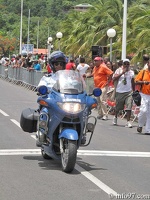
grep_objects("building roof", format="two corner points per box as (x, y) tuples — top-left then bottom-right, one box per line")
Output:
(73, 3), (93, 12)
(74, 3), (93, 8)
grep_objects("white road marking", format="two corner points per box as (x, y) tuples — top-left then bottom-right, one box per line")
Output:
(77, 150), (150, 157)
(0, 109), (9, 116)
(0, 149), (150, 158)
(0, 149), (150, 197)
(10, 119), (21, 128)
(0, 148), (119, 195)
(1, 112), (149, 197)
(0, 149), (41, 155)
(75, 164), (118, 196)
(31, 135), (36, 140)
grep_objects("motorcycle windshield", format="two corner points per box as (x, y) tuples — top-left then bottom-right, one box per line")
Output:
(52, 70), (84, 94)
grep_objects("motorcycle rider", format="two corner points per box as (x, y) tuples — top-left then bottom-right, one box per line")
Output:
(38, 50), (67, 88)
(38, 50), (86, 89)
(36, 51), (87, 146)
(36, 51), (67, 146)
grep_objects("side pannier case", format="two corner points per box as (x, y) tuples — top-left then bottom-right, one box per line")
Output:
(20, 108), (39, 133)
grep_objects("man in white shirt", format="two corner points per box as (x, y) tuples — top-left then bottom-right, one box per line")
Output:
(112, 59), (135, 128)
(76, 57), (90, 79)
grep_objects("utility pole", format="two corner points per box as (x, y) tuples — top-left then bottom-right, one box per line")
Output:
(27, 9), (30, 55)
(121, 0), (127, 60)
(19, 0), (23, 55)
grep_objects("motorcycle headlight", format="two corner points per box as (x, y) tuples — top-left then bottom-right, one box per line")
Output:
(57, 102), (85, 114)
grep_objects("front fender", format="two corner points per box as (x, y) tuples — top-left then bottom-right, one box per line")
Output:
(59, 128), (78, 140)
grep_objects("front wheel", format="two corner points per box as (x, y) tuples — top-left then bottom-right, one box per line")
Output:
(61, 139), (77, 173)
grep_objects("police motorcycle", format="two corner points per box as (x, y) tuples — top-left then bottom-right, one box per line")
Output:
(20, 51), (101, 173)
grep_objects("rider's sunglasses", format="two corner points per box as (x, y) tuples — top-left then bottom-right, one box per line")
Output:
(54, 62), (64, 66)
(123, 62), (130, 66)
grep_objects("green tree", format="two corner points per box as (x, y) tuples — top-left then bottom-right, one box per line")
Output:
(127, 0), (150, 62)
(60, 0), (123, 59)
(60, 0), (150, 63)
(0, 0), (149, 63)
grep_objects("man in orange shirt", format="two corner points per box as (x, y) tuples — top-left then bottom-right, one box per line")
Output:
(92, 57), (113, 120)
(135, 60), (150, 134)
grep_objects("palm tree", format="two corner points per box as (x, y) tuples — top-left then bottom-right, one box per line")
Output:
(127, 0), (150, 63)
(61, 0), (123, 59)
(60, 0), (150, 63)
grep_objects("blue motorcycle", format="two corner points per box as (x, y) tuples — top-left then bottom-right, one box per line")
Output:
(20, 70), (101, 173)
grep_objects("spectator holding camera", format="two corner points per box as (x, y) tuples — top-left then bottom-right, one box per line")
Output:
(112, 59), (135, 128)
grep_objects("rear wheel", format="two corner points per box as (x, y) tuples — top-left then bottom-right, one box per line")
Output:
(61, 139), (77, 173)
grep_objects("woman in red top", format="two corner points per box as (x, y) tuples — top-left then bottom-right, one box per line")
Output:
(46, 62), (52, 73)
(65, 59), (76, 70)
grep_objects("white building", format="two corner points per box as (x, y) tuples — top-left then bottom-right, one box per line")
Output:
(73, 3), (93, 12)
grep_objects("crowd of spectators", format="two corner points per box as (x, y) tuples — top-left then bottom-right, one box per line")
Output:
(0, 53), (47, 72)
(1, 51), (150, 134)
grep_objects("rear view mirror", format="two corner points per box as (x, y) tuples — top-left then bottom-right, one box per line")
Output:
(93, 88), (102, 97)
(37, 85), (48, 95)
